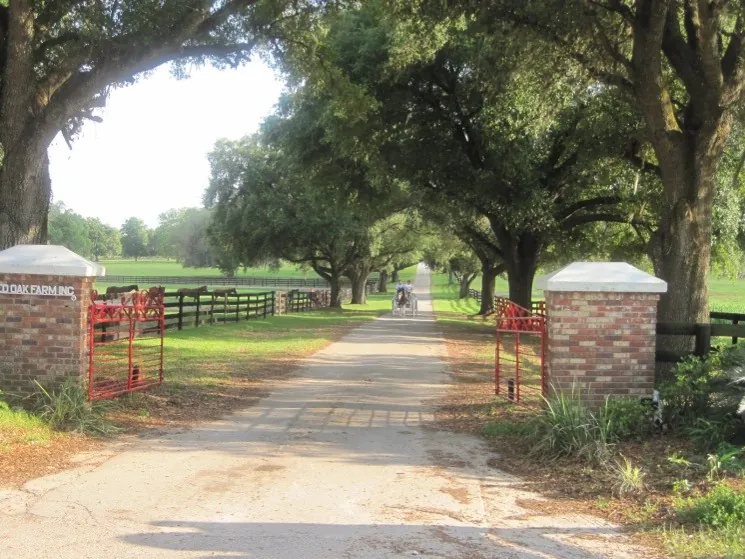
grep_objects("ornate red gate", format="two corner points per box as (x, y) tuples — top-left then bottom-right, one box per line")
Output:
(494, 297), (547, 403)
(88, 287), (165, 401)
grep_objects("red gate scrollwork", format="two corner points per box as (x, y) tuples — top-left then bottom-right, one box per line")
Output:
(88, 287), (165, 401)
(495, 297), (547, 403)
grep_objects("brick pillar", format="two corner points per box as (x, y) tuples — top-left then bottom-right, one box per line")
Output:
(540, 262), (666, 407)
(0, 246), (104, 400)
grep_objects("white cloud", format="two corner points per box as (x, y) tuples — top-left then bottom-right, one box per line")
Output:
(48, 61), (283, 228)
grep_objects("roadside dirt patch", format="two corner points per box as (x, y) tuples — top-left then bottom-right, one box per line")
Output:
(0, 433), (96, 487)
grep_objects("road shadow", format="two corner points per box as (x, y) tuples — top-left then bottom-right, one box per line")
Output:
(120, 520), (625, 559)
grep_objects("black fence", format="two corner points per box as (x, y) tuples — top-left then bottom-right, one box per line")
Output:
(165, 291), (277, 331)
(656, 311), (745, 363)
(468, 289), (545, 315)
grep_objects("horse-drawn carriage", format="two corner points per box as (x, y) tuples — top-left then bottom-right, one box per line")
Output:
(392, 290), (417, 317)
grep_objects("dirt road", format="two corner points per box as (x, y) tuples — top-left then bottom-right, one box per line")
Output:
(0, 265), (651, 558)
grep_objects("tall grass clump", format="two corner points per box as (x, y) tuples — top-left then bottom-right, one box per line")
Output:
(33, 379), (120, 436)
(532, 387), (651, 463)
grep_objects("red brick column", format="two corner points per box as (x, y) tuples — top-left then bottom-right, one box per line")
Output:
(0, 273), (94, 399)
(545, 291), (660, 407)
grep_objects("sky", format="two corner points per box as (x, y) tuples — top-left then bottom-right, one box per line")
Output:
(48, 61), (284, 228)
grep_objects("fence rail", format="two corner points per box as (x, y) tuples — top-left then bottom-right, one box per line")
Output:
(93, 287), (330, 338)
(103, 274), (377, 290)
(656, 312), (745, 363)
(468, 289), (545, 316)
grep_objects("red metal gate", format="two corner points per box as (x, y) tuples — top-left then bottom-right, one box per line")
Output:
(494, 298), (547, 403)
(88, 287), (165, 401)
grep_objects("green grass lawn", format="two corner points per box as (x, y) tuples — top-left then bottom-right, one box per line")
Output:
(466, 272), (745, 313)
(99, 259), (314, 278)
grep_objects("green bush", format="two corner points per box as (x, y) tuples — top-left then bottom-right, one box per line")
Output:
(33, 379), (120, 436)
(532, 387), (603, 460)
(676, 484), (745, 529)
(598, 396), (651, 440)
(611, 455), (646, 496)
(532, 388), (654, 462)
(658, 346), (745, 449)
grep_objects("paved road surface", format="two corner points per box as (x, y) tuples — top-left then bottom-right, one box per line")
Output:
(0, 265), (650, 558)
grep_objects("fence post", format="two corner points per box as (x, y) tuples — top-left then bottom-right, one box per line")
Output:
(195, 295), (201, 328)
(263, 293), (268, 319)
(235, 294), (240, 322)
(271, 292), (276, 316)
(694, 323), (712, 357)
(246, 294), (252, 320)
(734, 318), (739, 346)
(178, 294), (184, 331)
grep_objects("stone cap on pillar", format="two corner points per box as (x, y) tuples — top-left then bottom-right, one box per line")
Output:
(536, 262), (667, 293)
(0, 245), (106, 277)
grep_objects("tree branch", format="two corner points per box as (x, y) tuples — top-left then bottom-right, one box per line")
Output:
(557, 196), (623, 221)
(561, 212), (651, 230)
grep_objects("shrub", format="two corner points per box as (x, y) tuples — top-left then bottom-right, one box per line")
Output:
(598, 396), (651, 441)
(532, 388), (655, 463)
(611, 455), (646, 496)
(532, 387), (603, 461)
(676, 484), (745, 529)
(658, 346), (745, 448)
(33, 379), (120, 436)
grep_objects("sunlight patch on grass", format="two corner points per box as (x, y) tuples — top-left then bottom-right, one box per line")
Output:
(0, 403), (52, 448)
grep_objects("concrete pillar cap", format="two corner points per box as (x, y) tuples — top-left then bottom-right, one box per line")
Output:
(537, 262), (666, 293)
(0, 245), (106, 277)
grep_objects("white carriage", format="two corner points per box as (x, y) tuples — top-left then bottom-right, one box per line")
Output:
(392, 293), (418, 317)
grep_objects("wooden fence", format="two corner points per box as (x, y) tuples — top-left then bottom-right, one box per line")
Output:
(656, 311), (745, 363)
(468, 289), (545, 315)
(94, 287), (334, 341)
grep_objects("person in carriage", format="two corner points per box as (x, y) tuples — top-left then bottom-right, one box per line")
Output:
(395, 280), (408, 308)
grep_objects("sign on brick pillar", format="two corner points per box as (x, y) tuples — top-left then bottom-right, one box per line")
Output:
(0, 245), (105, 400)
(539, 262), (667, 407)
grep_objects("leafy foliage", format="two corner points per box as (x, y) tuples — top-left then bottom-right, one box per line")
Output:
(676, 484), (745, 530)
(658, 345), (745, 447)
(48, 202), (92, 256)
(120, 217), (150, 261)
(33, 380), (120, 436)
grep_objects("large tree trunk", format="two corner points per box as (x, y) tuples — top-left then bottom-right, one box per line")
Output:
(649, 149), (720, 328)
(347, 262), (372, 304)
(377, 269), (388, 293)
(390, 269), (399, 284)
(630, 13), (729, 330)
(448, 270), (454, 285)
(0, 3), (52, 249)
(458, 273), (476, 299)
(493, 227), (542, 310)
(0, 148), (51, 248)
(479, 264), (498, 315)
(329, 274), (343, 308)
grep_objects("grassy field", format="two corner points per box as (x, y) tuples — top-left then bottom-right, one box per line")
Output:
(98, 259), (314, 278)
(0, 293), (392, 486)
(465, 273), (745, 313)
